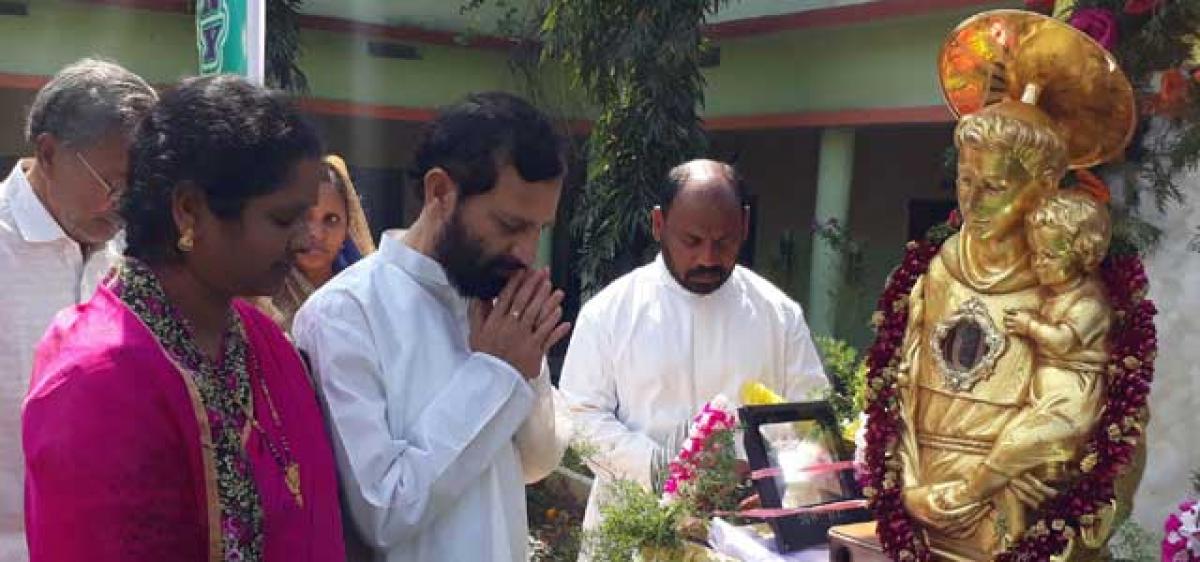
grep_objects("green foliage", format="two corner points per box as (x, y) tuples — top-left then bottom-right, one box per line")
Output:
(674, 429), (746, 519)
(584, 480), (685, 562)
(562, 443), (595, 479)
(1063, 0), (1200, 253)
(264, 0), (307, 93)
(1107, 519), (1159, 562)
(762, 229), (804, 299)
(526, 479), (584, 561)
(541, 0), (725, 296)
(815, 336), (867, 426)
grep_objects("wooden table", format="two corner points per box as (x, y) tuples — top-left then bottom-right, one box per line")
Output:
(827, 522), (891, 562)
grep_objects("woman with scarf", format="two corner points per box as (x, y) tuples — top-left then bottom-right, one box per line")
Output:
(259, 154), (374, 333)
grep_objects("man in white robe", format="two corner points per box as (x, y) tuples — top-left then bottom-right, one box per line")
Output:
(559, 159), (829, 530)
(294, 92), (571, 562)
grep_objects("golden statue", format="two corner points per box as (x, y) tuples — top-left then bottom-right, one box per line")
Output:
(888, 10), (1136, 561)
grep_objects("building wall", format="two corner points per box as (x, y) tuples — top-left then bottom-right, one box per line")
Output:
(0, 1), (1010, 118)
(0, 1), (967, 347)
(709, 128), (821, 310)
(701, 6), (1004, 117)
(840, 124), (956, 347)
(707, 124), (955, 346)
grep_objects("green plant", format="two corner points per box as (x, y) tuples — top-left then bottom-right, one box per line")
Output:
(264, 0), (307, 93)
(814, 336), (867, 428)
(541, 0), (726, 296)
(673, 427), (746, 520)
(526, 478), (584, 561)
(1107, 519), (1159, 562)
(584, 480), (685, 562)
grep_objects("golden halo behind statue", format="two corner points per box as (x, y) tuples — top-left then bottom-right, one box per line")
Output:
(938, 9), (1136, 169)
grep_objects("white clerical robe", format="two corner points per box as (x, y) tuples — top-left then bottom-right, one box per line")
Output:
(0, 161), (119, 561)
(559, 255), (828, 529)
(293, 231), (566, 562)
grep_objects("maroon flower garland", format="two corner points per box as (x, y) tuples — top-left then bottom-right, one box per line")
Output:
(860, 229), (1157, 562)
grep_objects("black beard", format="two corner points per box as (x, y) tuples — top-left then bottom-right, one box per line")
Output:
(435, 212), (524, 300)
(661, 245), (731, 296)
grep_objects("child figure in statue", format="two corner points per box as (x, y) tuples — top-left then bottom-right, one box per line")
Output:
(1000, 190), (1114, 497)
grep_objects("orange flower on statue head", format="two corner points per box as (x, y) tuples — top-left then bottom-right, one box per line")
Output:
(1072, 169), (1111, 205)
(1155, 69), (1189, 117)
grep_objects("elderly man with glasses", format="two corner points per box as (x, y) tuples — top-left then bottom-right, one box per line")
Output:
(0, 58), (156, 561)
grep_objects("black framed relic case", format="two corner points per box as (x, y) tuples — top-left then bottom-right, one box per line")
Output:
(739, 400), (872, 552)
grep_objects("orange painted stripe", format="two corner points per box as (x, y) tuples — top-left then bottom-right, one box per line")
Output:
(297, 98), (438, 122)
(0, 73), (49, 90)
(704, 106), (953, 130)
(1, 73), (951, 127)
(705, 0), (1009, 39)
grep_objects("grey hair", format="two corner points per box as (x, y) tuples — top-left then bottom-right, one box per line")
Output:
(25, 58), (157, 147)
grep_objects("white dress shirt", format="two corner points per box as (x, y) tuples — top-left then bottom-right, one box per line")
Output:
(559, 255), (829, 529)
(0, 161), (120, 561)
(293, 231), (566, 562)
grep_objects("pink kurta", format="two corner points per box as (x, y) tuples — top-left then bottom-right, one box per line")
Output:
(23, 285), (345, 561)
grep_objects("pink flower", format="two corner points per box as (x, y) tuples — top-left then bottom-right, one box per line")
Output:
(1123, 0), (1162, 15)
(1069, 8), (1119, 51)
(1164, 499), (1200, 561)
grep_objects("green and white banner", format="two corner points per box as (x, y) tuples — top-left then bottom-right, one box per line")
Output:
(196, 0), (264, 84)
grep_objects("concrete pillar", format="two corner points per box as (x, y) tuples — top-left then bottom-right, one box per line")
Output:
(807, 127), (856, 339)
(535, 227), (553, 269)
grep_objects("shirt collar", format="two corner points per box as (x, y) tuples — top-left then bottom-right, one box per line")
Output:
(379, 230), (458, 290)
(3, 160), (68, 243)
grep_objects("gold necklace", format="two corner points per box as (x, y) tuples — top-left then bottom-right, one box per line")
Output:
(241, 349), (304, 509)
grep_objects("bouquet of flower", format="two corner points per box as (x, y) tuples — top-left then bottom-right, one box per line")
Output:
(660, 395), (742, 517)
(584, 396), (748, 561)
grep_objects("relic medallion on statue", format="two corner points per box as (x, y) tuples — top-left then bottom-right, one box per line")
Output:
(931, 297), (1008, 392)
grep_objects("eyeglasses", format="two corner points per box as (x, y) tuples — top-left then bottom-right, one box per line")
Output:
(75, 151), (121, 200)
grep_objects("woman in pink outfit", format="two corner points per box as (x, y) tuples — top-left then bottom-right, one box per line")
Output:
(23, 75), (345, 562)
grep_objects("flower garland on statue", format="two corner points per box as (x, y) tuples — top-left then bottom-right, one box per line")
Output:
(859, 211), (1158, 561)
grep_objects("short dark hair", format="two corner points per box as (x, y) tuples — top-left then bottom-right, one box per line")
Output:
(409, 91), (565, 200)
(659, 161), (748, 213)
(122, 75), (322, 264)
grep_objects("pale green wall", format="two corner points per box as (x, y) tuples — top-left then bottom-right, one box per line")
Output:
(0, 2), (1013, 118)
(0, 0), (523, 107)
(839, 124), (956, 348)
(702, 6), (1006, 116)
(0, 0), (196, 84)
(298, 29), (519, 108)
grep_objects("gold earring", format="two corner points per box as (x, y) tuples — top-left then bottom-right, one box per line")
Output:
(177, 229), (194, 252)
